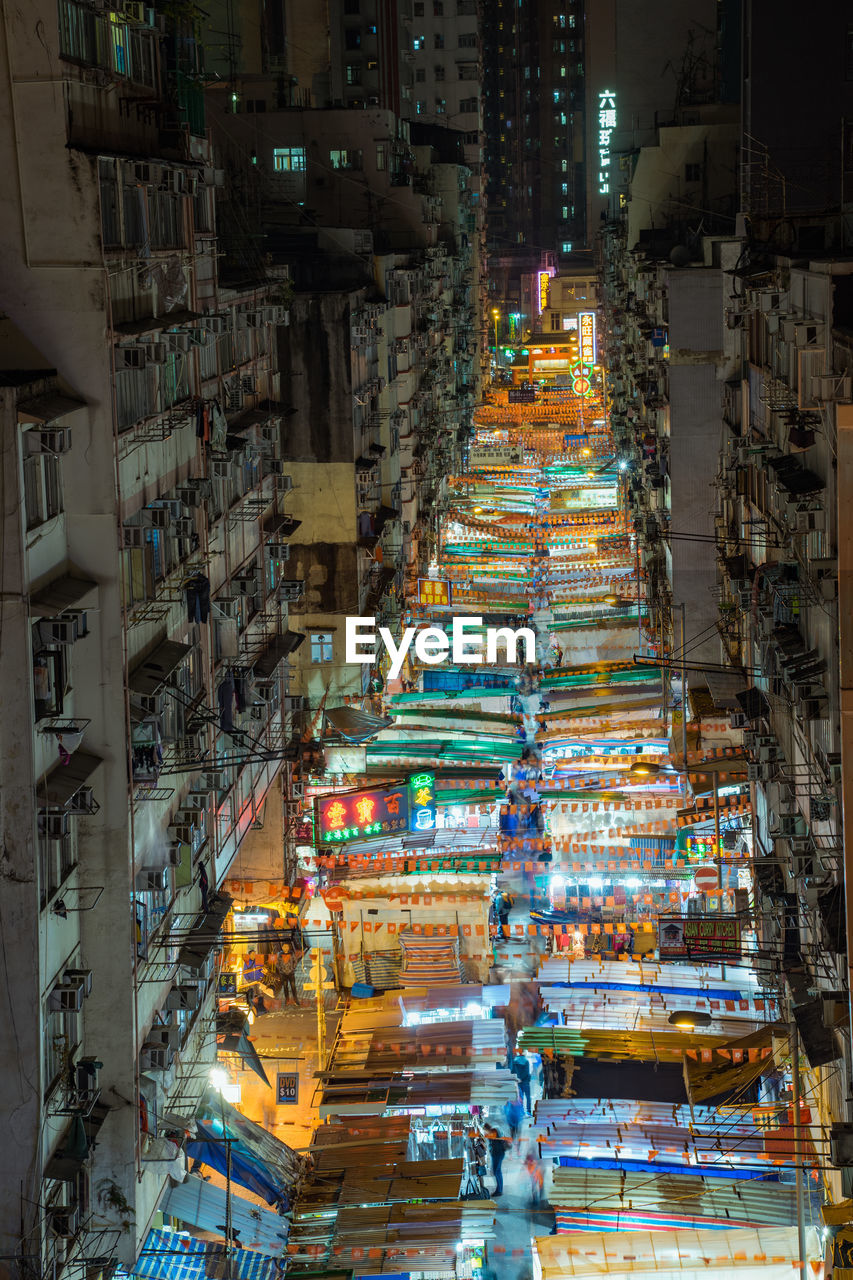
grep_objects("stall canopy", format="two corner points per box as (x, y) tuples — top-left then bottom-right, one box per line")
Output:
(130, 1227), (279, 1280)
(324, 705), (394, 741)
(217, 1010), (271, 1086)
(161, 1177), (290, 1253)
(187, 1092), (307, 1208)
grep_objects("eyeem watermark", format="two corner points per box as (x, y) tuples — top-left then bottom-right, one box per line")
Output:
(345, 616), (536, 680)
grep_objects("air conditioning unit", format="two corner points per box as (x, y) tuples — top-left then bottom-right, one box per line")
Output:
(143, 505), (171, 529)
(166, 983), (200, 1010)
(125, 0), (146, 22)
(43, 811), (70, 840)
(119, 346), (147, 369)
(49, 1205), (81, 1239)
(142, 1044), (174, 1070)
(47, 616), (81, 645)
(282, 695), (305, 713)
(260, 424), (279, 443)
(795, 322), (824, 347)
(36, 426), (73, 454)
(267, 458), (284, 475)
(250, 704), (267, 720)
(201, 315), (228, 334)
(279, 580), (303, 601)
(67, 785), (97, 815)
(150, 1024), (181, 1051)
(166, 843), (185, 866)
(795, 507), (825, 534)
(216, 596), (241, 619)
(167, 332), (192, 352)
(123, 525), (145, 548)
(268, 542), (291, 562)
(49, 979), (86, 1012)
(138, 867), (170, 892)
(212, 460), (232, 478)
(177, 487), (202, 508)
(174, 517), (194, 537)
(201, 770), (228, 791)
(241, 374), (257, 394)
(145, 342), (168, 365)
(63, 968), (93, 996)
(277, 474), (293, 492)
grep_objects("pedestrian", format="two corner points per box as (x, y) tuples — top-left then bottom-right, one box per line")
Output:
(510, 1050), (532, 1114)
(197, 861), (210, 914)
(277, 944), (301, 1005)
(524, 1152), (544, 1208)
(485, 1124), (510, 1197)
(504, 1095), (524, 1144)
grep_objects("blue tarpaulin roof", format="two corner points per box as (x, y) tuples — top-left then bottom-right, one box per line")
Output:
(186, 1121), (284, 1208)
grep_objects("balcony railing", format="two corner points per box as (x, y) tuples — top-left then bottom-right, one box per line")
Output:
(59, 0), (160, 90)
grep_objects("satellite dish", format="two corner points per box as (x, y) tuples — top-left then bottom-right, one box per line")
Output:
(669, 244), (692, 267)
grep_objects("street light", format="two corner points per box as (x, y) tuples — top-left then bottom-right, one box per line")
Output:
(668, 1010), (712, 1029)
(628, 760), (661, 777)
(491, 307), (500, 353)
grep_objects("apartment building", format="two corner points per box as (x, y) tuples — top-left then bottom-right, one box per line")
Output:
(0, 1), (300, 1267)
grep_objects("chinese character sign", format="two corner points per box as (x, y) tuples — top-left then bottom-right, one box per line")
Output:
(658, 915), (742, 960)
(417, 578), (450, 606)
(408, 771), (436, 832)
(316, 784), (411, 842)
(598, 89), (616, 195)
(538, 271), (551, 313)
(579, 312), (596, 366)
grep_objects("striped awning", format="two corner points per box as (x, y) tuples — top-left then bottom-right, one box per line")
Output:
(131, 1228), (280, 1280)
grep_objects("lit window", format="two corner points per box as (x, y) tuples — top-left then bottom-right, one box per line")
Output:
(435, 97), (446, 112)
(412, 35), (425, 50)
(561, 241), (572, 254)
(376, 144), (386, 170)
(346, 63), (362, 84)
(562, 205), (568, 218)
(310, 632), (334, 663)
(273, 146), (306, 172)
(329, 148), (363, 169)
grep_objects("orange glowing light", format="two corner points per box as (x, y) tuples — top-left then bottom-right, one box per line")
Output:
(325, 801), (347, 829)
(355, 797), (376, 825)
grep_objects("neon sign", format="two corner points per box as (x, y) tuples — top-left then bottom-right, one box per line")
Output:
(315, 773), (436, 843)
(538, 272), (551, 313)
(598, 90), (616, 195)
(579, 312), (596, 365)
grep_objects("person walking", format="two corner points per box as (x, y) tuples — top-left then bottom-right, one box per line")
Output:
(510, 1050), (532, 1115)
(277, 944), (301, 1005)
(524, 1152), (544, 1208)
(485, 1124), (511, 1197)
(504, 1095), (525, 1146)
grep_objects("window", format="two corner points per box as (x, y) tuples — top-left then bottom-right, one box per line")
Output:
(685, 162), (701, 182)
(346, 62), (362, 84)
(367, 22), (377, 32)
(245, 98), (266, 112)
(330, 148), (363, 169)
(376, 144), (386, 170)
(44, 999), (79, 1096)
(412, 35), (425, 49)
(415, 67), (426, 81)
(561, 240), (573, 254)
(367, 57), (378, 69)
(414, 0), (424, 11)
(434, 32), (444, 47)
(310, 632), (333, 663)
(562, 204), (569, 218)
(435, 63), (445, 80)
(39, 823), (76, 909)
(344, 28), (361, 48)
(435, 97), (446, 112)
(273, 146), (306, 172)
(458, 62), (478, 79)
(561, 182), (568, 195)
(550, 312), (562, 331)
(433, 0), (443, 11)
(457, 0), (476, 12)
(23, 450), (63, 530)
(416, 99), (426, 113)
(459, 95), (478, 113)
(458, 31), (477, 47)
(344, 0), (360, 10)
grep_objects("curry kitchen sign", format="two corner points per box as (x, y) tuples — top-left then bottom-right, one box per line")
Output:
(346, 616), (536, 679)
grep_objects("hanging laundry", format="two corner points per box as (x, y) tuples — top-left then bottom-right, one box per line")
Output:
(210, 399), (227, 452)
(233, 671), (250, 713)
(185, 574), (210, 624)
(218, 675), (235, 732)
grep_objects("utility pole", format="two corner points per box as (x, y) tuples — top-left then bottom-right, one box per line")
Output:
(790, 1020), (807, 1275)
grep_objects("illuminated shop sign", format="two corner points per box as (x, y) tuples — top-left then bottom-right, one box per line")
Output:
(538, 272), (551, 313)
(417, 578), (450, 605)
(598, 90), (616, 195)
(579, 312), (596, 365)
(315, 773), (436, 843)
